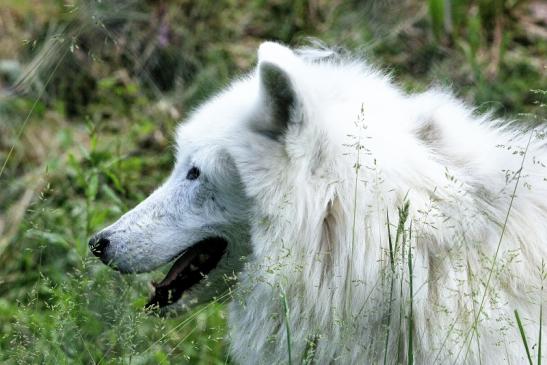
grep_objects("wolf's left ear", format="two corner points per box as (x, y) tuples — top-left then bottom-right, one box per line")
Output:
(255, 61), (300, 139)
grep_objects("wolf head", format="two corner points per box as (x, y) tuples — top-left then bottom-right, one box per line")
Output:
(89, 42), (344, 311)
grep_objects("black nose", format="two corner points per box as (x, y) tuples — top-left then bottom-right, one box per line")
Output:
(89, 234), (110, 259)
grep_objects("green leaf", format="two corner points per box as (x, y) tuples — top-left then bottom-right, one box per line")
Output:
(86, 173), (99, 201)
(514, 309), (534, 365)
(428, 0), (445, 40)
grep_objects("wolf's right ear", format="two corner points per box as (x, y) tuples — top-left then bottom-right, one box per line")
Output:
(252, 59), (303, 140)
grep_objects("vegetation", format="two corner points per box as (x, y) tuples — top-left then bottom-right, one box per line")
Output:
(0, 0), (545, 363)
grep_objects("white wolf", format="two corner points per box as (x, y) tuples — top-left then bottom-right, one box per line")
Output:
(90, 42), (547, 364)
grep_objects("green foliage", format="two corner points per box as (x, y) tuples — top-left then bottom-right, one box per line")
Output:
(1, 68), (228, 363)
(428, 0), (445, 41)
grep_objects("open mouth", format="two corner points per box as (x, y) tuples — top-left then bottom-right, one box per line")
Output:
(146, 237), (228, 309)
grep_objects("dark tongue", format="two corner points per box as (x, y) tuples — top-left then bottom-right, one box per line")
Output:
(146, 238), (227, 309)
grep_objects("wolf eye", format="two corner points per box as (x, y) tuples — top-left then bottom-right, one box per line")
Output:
(186, 166), (200, 180)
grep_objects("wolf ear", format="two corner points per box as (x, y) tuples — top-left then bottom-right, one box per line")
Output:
(256, 61), (299, 139)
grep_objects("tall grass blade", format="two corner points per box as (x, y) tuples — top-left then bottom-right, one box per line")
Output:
(428, 0), (445, 40)
(346, 106), (363, 314)
(407, 222), (414, 365)
(539, 260), (544, 365)
(387, 212), (395, 273)
(280, 284), (293, 365)
(396, 202), (410, 364)
(514, 309), (533, 365)
(383, 212), (395, 365)
(539, 301), (543, 365)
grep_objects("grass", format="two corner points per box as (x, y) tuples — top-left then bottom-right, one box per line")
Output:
(0, 54), (230, 363)
(0, 0), (545, 363)
(382, 201), (413, 364)
(455, 127), (535, 363)
(515, 261), (547, 365)
(279, 284), (293, 365)
(347, 103), (365, 315)
(407, 222), (414, 365)
(383, 212), (396, 365)
(515, 309), (534, 365)
(539, 261), (545, 365)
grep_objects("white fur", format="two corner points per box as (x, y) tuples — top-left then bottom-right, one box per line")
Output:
(94, 42), (547, 364)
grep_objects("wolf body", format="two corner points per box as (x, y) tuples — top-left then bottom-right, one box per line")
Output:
(91, 42), (547, 364)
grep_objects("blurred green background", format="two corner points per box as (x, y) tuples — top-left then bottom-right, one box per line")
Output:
(0, 0), (545, 363)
